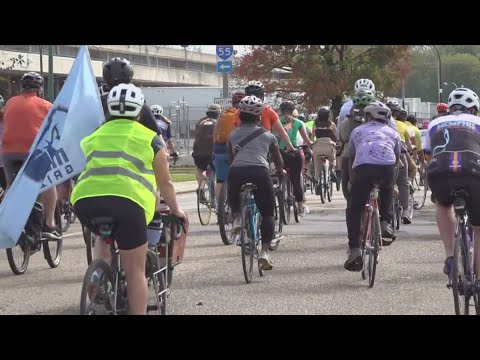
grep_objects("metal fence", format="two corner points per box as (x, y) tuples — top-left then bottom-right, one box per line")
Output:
(165, 104), (209, 155)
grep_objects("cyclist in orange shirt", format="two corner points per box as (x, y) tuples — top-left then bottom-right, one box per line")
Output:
(234, 81), (294, 152)
(2, 72), (60, 239)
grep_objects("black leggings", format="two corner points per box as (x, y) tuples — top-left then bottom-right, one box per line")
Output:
(346, 164), (395, 249)
(281, 150), (304, 202)
(74, 196), (148, 251)
(227, 166), (275, 245)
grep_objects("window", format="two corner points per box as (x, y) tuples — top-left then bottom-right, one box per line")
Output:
(187, 61), (203, 71)
(156, 57), (169, 67)
(58, 46), (78, 57)
(4, 45), (31, 52)
(204, 64), (217, 73)
(170, 59), (186, 69)
(131, 54), (148, 65)
(89, 49), (108, 61)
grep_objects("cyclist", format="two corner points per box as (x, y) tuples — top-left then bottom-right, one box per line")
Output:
(424, 88), (480, 284)
(192, 104), (220, 187)
(100, 57), (161, 136)
(234, 81), (294, 152)
(213, 92), (245, 203)
(433, 102), (449, 120)
(387, 101), (415, 225)
(71, 83), (186, 315)
(338, 89), (375, 201)
(150, 104), (178, 160)
(227, 95), (284, 270)
(406, 114), (425, 167)
(345, 101), (400, 271)
(278, 101), (313, 215)
(2, 72), (60, 239)
(312, 106), (338, 194)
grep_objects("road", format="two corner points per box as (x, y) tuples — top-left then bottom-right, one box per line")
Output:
(0, 190), (457, 315)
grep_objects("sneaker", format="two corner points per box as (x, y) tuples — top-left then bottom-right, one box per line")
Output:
(42, 224), (61, 240)
(344, 247), (363, 272)
(402, 209), (411, 225)
(298, 203), (309, 216)
(443, 256), (454, 276)
(380, 221), (395, 243)
(258, 251), (274, 270)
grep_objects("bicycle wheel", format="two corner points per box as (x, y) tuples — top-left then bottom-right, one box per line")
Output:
(146, 249), (162, 315)
(61, 209), (71, 233)
(335, 170), (341, 192)
(241, 200), (254, 284)
(395, 199), (401, 231)
(327, 168), (333, 202)
(43, 204), (63, 268)
(270, 190), (283, 251)
(83, 225), (95, 265)
(319, 167), (325, 204)
(291, 180), (300, 223)
(407, 186), (415, 221)
(197, 179), (212, 226)
(80, 259), (116, 315)
(360, 209), (368, 281)
(368, 211), (380, 288)
(6, 235), (31, 275)
(452, 233), (469, 315)
(284, 178), (291, 225)
(218, 182), (234, 245)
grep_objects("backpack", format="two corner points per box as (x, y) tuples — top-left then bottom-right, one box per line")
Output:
(193, 117), (216, 156)
(215, 107), (238, 144)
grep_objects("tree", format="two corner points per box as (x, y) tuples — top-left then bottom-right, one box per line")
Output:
(0, 53), (27, 70)
(234, 45), (412, 118)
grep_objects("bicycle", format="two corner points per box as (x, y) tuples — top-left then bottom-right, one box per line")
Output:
(413, 165), (428, 210)
(391, 186), (402, 233)
(316, 156), (333, 204)
(79, 213), (186, 315)
(283, 160), (299, 225)
(197, 164), (216, 226)
(360, 181), (384, 288)
(239, 183), (264, 284)
(4, 161), (63, 275)
(218, 181), (234, 245)
(446, 190), (479, 315)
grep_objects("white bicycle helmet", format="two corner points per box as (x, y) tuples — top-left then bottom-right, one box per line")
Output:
(448, 87), (480, 111)
(238, 95), (264, 115)
(354, 78), (375, 92)
(151, 104), (164, 116)
(364, 101), (391, 122)
(107, 83), (144, 118)
(385, 99), (400, 110)
(308, 113), (317, 121)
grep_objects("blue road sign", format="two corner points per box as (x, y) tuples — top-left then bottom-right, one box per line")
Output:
(216, 45), (234, 61)
(217, 61), (233, 73)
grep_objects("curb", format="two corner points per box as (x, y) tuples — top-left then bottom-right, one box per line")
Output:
(176, 189), (197, 195)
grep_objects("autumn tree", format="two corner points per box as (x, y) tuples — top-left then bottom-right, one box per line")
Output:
(234, 45), (411, 118)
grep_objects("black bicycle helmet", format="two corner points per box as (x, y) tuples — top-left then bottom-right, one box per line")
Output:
(21, 72), (44, 90)
(317, 106), (331, 121)
(103, 57), (134, 87)
(279, 101), (295, 114)
(245, 80), (265, 98)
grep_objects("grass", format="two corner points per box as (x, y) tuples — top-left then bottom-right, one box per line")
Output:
(171, 173), (196, 182)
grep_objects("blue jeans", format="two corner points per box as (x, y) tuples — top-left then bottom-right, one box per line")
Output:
(213, 147), (230, 183)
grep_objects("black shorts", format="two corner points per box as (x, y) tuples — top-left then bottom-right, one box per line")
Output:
(428, 173), (480, 226)
(193, 154), (213, 171)
(74, 196), (147, 250)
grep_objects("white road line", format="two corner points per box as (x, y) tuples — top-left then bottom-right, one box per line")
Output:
(63, 231), (83, 238)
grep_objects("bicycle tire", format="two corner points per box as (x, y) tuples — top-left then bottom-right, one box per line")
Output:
(197, 179), (212, 226)
(395, 199), (401, 231)
(80, 259), (116, 315)
(335, 170), (341, 192)
(284, 178), (292, 225)
(452, 233), (469, 315)
(293, 199), (299, 223)
(319, 167), (325, 204)
(270, 190), (283, 251)
(327, 168), (333, 202)
(146, 249), (162, 315)
(61, 211), (71, 233)
(241, 201), (254, 284)
(368, 210), (380, 288)
(360, 209), (368, 281)
(6, 236), (31, 275)
(43, 204), (63, 268)
(218, 182), (234, 245)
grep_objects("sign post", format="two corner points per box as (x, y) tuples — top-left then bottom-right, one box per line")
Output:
(216, 45), (234, 98)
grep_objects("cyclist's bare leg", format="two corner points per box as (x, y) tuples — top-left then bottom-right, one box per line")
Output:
(120, 243), (148, 315)
(41, 186), (57, 228)
(436, 204), (455, 258)
(195, 168), (204, 186)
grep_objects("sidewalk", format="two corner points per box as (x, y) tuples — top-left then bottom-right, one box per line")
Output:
(175, 181), (197, 194)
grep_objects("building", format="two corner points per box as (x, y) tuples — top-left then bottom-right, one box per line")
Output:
(0, 45), (223, 99)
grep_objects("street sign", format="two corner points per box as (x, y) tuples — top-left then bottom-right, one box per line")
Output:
(217, 61), (233, 73)
(216, 45), (234, 61)
(214, 97), (232, 109)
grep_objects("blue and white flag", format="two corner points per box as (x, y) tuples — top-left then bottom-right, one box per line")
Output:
(0, 45), (104, 249)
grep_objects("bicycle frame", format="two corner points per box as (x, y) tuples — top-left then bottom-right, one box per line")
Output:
(363, 185), (383, 248)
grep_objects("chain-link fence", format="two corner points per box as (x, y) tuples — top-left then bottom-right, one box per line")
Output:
(165, 105), (209, 155)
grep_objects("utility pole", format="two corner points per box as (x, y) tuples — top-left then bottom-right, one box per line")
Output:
(48, 45), (54, 101)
